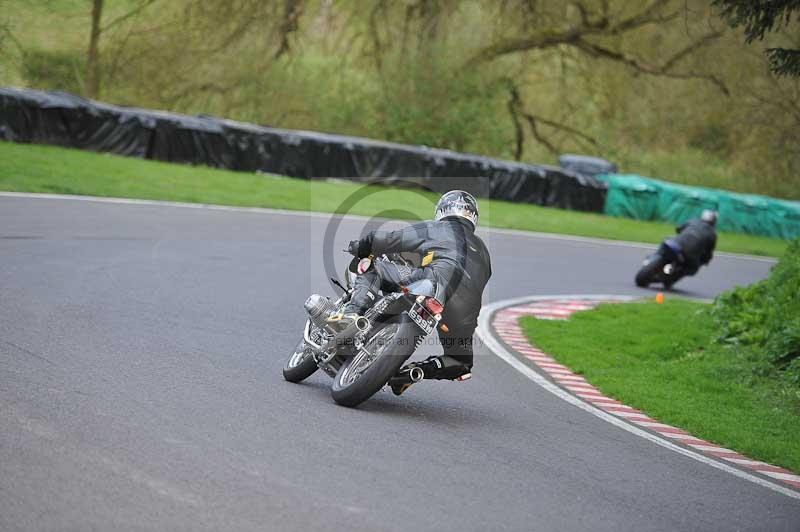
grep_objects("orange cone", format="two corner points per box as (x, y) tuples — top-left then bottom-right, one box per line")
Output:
(655, 292), (664, 304)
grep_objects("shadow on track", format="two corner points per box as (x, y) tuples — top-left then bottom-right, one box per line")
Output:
(636, 285), (707, 299)
(282, 377), (504, 429)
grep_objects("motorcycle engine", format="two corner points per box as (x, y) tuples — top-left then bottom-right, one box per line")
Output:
(304, 294), (337, 329)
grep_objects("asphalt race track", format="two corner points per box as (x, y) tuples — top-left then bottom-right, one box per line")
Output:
(1, 194), (797, 532)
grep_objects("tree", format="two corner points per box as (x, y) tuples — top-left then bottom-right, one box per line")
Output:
(335, 1), (730, 160)
(713, 0), (800, 76)
(84, 0), (158, 99)
(95, 0), (309, 111)
(85, 0), (103, 98)
(466, 1), (729, 159)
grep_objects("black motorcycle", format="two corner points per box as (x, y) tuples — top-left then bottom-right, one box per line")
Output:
(283, 253), (445, 407)
(635, 243), (686, 289)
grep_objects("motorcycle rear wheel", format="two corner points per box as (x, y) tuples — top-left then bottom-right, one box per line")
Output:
(331, 315), (420, 407)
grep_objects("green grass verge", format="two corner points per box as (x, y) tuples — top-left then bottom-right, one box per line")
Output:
(520, 299), (800, 473)
(0, 141), (787, 257)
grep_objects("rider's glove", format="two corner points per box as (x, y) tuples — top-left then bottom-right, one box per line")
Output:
(347, 239), (361, 256)
(350, 232), (375, 258)
(347, 238), (372, 258)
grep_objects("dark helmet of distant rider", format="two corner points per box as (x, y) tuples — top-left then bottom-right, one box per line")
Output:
(700, 209), (717, 226)
(434, 190), (479, 230)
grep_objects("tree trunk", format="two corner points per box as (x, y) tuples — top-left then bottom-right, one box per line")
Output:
(85, 0), (103, 98)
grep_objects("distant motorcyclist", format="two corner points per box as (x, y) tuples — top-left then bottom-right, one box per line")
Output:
(636, 209), (717, 288)
(328, 190), (492, 384)
(670, 209), (718, 275)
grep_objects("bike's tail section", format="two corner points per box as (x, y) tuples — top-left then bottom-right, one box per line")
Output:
(284, 254), (446, 407)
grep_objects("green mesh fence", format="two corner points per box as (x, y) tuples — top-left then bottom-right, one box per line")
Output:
(599, 174), (800, 239)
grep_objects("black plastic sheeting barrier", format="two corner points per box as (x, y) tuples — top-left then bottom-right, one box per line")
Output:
(0, 88), (607, 212)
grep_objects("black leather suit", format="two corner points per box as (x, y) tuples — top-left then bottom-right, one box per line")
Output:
(665, 218), (717, 274)
(350, 217), (492, 366)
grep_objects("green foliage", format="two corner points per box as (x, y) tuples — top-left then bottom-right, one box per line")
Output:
(0, 141), (788, 257)
(713, 0), (800, 42)
(4, 1), (800, 198)
(520, 299), (800, 473)
(21, 48), (84, 94)
(767, 48), (800, 77)
(713, 239), (800, 383)
(713, 0), (800, 76)
(373, 54), (511, 155)
(688, 123), (731, 158)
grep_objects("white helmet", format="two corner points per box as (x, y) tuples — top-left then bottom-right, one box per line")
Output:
(434, 190), (479, 229)
(701, 209), (717, 226)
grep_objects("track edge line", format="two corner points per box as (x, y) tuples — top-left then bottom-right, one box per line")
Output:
(0, 192), (776, 262)
(476, 294), (800, 501)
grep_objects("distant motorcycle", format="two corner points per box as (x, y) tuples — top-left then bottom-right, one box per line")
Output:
(283, 253), (444, 407)
(635, 241), (686, 289)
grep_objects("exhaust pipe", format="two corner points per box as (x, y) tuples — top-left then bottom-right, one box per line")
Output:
(388, 365), (425, 389)
(332, 316), (370, 338)
(322, 316), (371, 351)
(355, 316), (370, 332)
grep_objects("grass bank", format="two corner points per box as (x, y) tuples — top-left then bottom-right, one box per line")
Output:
(0, 141), (787, 257)
(520, 299), (800, 474)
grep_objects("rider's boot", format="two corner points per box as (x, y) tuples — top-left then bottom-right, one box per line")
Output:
(390, 355), (472, 395)
(414, 355), (472, 381)
(390, 381), (414, 396)
(326, 283), (376, 332)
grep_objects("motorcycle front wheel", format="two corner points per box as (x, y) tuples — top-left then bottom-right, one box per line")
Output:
(330, 315), (420, 407)
(635, 255), (666, 287)
(283, 339), (319, 383)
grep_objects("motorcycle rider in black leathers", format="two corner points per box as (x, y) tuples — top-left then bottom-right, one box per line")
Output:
(662, 209), (718, 277)
(327, 190), (492, 384)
